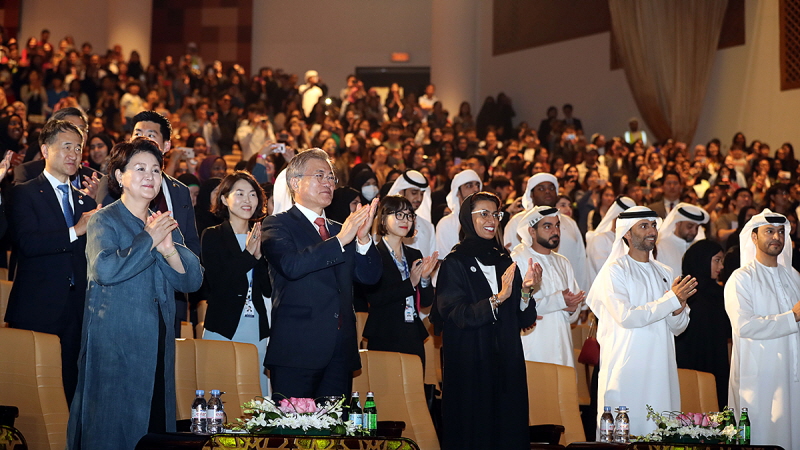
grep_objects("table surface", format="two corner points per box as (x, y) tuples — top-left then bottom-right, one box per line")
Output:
(135, 432), (421, 450)
(563, 443), (784, 450)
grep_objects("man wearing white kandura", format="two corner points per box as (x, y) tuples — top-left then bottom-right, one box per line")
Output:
(725, 209), (800, 449)
(586, 206), (696, 437)
(504, 172), (589, 292)
(655, 202), (709, 277)
(511, 205), (584, 366)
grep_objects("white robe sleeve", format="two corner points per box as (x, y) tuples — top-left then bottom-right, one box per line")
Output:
(533, 290), (568, 315)
(665, 304), (690, 335)
(725, 270), (800, 340)
(601, 264), (682, 329)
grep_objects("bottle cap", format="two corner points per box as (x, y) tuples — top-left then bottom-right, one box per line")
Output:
(352, 391), (359, 396)
(367, 391), (374, 396)
(741, 407), (748, 412)
(604, 406), (611, 411)
(196, 390), (204, 396)
(618, 406), (627, 411)
(211, 389), (220, 395)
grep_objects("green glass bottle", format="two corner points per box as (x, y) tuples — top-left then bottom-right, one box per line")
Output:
(363, 392), (377, 436)
(723, 409), (736, 444)
(738, 407), (750, 445)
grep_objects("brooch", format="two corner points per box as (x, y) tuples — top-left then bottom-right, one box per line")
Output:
(470, 266), (477, 272)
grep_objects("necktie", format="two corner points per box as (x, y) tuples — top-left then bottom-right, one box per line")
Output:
(57, 184), (74, 226)
(314, 217), (330, 240)
(669, 202), (675, 212)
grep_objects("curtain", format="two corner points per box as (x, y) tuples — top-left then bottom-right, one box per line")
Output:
(609, 0), (728, 144)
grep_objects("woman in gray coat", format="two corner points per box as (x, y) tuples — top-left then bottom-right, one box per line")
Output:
(68, 138), (203, 450)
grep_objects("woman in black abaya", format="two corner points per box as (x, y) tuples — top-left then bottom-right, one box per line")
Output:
(675, 239), (731, 411)
(435, 191), (541, 450)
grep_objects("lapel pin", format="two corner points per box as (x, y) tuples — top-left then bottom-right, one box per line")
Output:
(78, 199), (84, 205)
(470, 266), (477, 273)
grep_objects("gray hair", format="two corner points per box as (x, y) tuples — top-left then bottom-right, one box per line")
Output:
(285, 148), (332, 199)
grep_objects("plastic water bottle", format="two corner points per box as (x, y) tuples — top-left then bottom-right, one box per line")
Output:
(599, 406), (615, 443)
(190, 390), (207, 434)
(206, 390), (226, 434)
(363, 392), (377, 436)
(348, 392), (363, 429)
(738, 407), (750, 445)
(614, 406), (630, 444)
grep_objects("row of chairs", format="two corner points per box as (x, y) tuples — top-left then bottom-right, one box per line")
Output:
(1, 316), (719, 450)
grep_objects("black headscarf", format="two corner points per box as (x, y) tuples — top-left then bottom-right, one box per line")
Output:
(324, 187), (361, 223)
(0, 114), (23, 153)
(682, 239), (723, 291)
(195, 177), (223, 235)
(452, 192), (509, 266)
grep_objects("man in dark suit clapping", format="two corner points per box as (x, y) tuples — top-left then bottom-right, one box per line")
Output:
(5, 119), (100, 405)
(263, 148), (382, 399)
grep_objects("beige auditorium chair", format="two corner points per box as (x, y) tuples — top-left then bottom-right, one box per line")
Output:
(421, 318), (442, 389)
(525, 360), (585, 446)
(356, 311), (368, 349)
(677, 368), (719, 413)
(0, 328), (69, 450)
(571, 322), (595, 405)
(174, 338), (263, 422)
(0, 280), (13, 327)
(352, 350), (439, 450)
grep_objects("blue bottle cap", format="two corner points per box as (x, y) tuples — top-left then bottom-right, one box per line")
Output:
(211, 389), (221, 396)
(618, 406), (627, 411)
(604, 406), (612, 411)
(196, 390), (204, 396)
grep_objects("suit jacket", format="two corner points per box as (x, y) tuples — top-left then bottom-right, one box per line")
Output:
(102, 173), (200, 257)
(13, 159), (100, 186)
(262, 205), (382, 371)
(5, 172), (97, 326)
(361, 241), (433, 349)
(201, 220), (271, 340)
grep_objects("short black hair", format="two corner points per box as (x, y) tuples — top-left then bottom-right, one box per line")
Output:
(489, 175), (511, 190)
(733, 187), (751, 200)
(211, 171), (267, 221)
(374, 195), (415, 238)
(39, 119), (84, 147)
(131, 111), (172, 143)
(107, 137), (164, 197)
(467, 154), (488, 169)
(51, 106), (89, 130)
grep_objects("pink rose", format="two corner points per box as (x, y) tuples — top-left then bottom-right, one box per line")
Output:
(676, 414), (692, 426)
(692, 413), (704, 426)
(295, 398), (318, 413)
(278, 397), (318, 414)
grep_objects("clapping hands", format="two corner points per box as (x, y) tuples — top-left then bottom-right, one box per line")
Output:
(145, 211), (179, 255)
(409, 251), (439, 287)
(339, 198), (378, 246)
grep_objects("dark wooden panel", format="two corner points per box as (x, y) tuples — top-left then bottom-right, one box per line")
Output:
(493, 0), (611, 56)
(780, 0), (800, 91)
(150, 0), (252, 73)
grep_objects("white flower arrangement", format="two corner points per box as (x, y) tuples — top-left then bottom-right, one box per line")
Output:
(234, 396), (358, 435)
(637, 405), (738, 443)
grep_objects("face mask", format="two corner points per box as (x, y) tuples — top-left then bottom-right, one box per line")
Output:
(362, 185), (379, 202)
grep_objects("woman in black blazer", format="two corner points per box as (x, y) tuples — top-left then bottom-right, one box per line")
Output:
(201, 171), (271, 395)
(361, 195), (438, 366)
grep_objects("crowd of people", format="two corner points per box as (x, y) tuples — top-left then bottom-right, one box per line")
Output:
(1, 29), (799, 450)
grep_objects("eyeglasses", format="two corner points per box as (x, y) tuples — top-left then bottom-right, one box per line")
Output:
(298, 173), (337, 185)
(471, 209), (504, 220)
(392, 211), (416, 222)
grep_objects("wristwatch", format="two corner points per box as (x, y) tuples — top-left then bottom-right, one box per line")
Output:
(489, 294), (501, 309)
